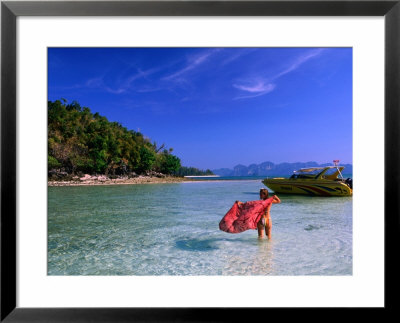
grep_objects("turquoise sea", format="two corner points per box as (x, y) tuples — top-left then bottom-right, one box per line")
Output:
(48, 179), (352, 275)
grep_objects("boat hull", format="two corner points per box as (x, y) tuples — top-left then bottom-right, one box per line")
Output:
(262, 179), (352, 196)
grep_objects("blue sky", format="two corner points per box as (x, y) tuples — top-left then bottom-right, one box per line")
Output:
(48, 47), (352, 170)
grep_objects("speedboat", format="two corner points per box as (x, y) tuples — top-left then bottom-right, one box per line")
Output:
(262, 165), (352, 196)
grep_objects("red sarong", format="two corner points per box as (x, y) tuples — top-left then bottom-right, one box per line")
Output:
(219, 197), (274, 233)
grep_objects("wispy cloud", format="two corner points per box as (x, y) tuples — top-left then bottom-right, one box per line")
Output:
(83, 77), (123, 94)
(233, 81), (276, 99)
(109, 67), (161, 94)
(272, 48), (326, 80)
(80, 66), (162, 95)
(220, 48), (257, 66)
(233, 48), (326, 100)
(162, 49), (220, 81)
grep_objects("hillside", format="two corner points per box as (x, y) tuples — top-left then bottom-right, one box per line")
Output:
(48, 99), (211, 178)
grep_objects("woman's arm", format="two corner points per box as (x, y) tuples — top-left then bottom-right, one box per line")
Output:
(272, 195), (281, 204)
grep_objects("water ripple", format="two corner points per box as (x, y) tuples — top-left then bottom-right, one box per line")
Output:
(48, 182), (352, 275)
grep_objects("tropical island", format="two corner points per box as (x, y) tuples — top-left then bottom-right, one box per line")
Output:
(48, 100), (213, 186)
(48, 99), (352, 187)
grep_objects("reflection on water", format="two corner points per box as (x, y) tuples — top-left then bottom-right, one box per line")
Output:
(48, 180), (352, 275)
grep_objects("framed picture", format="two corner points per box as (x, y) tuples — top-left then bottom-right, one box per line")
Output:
(1, 0), (398, 321)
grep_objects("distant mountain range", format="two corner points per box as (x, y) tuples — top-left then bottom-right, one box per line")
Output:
(212, 161), (353, 177)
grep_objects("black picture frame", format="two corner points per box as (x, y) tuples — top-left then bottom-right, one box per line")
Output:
(1, 1), (399, 321)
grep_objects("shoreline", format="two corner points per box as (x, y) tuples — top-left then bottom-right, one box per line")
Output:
(48, 175), (194, 187)
(48, 176), (264, 187)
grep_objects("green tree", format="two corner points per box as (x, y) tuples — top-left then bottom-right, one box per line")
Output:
(138, 146), (156, 173)
(158, 151), (181, 175)
(48, 155), (61, 169)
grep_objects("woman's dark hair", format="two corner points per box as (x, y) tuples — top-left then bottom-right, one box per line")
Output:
(259, 188), (269, 198)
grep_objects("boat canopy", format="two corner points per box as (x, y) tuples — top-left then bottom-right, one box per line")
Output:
(295, 168), (323, 174)
(292, 166), (345, 179)
(295, 166), (344, 173)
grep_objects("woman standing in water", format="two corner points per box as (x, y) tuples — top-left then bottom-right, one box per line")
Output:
(258, 188), (280, 239)
(235, 188), (280, 239)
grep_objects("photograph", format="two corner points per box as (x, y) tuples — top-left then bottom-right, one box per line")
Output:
(47, 47), (353, 276)
(1, 0), (398, 319)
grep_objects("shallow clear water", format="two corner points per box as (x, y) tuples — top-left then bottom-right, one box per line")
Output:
(48, 180), (352, 275)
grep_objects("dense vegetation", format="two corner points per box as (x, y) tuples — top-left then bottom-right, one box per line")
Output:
(48, 100), (212, 177)
(175, 167), (214, 176)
